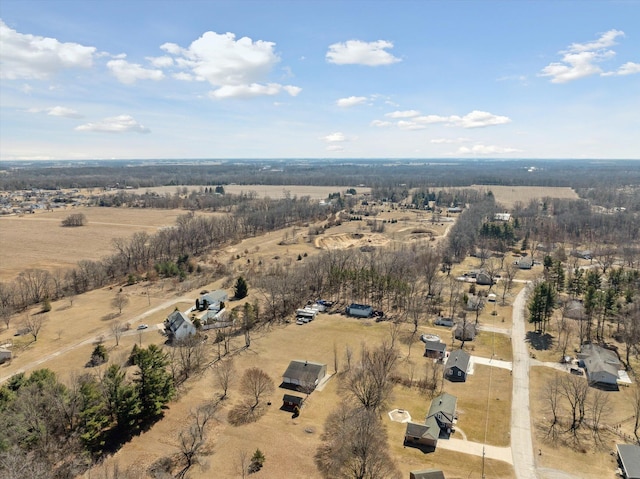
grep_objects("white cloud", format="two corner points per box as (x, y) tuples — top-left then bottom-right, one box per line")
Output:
(21, 83), (33, 94)
(161, 31), (299, 99)
(321, 132), (347, 143)
(457, 144), (521, 155)
(336, 96), (368, 107)
(455, 110), (511, 128)
(28, 106), (83, 118)
(371, 120), (392, 127)
(381, 110), (511, 129)
(146, 55), (174, 68)
(326, 40), (401, 66)
(431, 137), (470, 144)
(107, 58), (164, 84)
(539, 29), (638, 83)
(602, 61), (640, 77)
(75, 115), (150, 133)
(0, 19), (96, 80)
(326, 144), (344, 152)
(385, 110), (420, 118)
(209, 82), (301, 99)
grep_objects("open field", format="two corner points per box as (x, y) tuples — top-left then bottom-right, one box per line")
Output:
(132, 184), (371, 200)
(0, 207), (217, 281)
(468, 185), (579, 209)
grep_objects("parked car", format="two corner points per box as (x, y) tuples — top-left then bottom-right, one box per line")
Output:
(137, 324), (149, 330)
(570, 367), (584, 376)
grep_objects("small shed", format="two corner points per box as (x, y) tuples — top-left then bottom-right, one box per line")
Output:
(346, 303), (373, 318)
(617, 444), (640, 479)
(282, 394), (304, 411)
(282, 360), (327, 391)
(423, 340), (447, 360)
(445, 349), (471, 382)
(409, 470), (445, 479)
(475, 272), (494, 286)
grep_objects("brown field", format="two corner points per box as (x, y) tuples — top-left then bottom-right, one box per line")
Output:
(0, 207), (217, 281)
(469, 185), (579, 209)
(134, 184), (371, 200)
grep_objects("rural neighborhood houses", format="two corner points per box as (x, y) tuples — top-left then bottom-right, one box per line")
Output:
(445, 349), (471, 382)
(578, 343), (622, 389)
(195, 289), (228, 311)
(422, 338), (447, 360)
(282, 360), (327, 392)
(164, 310), (196, 341)
(404, 393), (458, 449)
(617, 444), (640, 479)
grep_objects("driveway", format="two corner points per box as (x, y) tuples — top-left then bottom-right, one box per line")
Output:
(436, 437), (513, 464)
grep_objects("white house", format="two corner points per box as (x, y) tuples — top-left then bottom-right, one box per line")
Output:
(164, 311), (196, 341)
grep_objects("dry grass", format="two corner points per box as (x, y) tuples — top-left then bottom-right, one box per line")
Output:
(529, 366), (636, 479)
(469, 185), (579, 209)
(136, 184), (372, 200)
(0, 207), (198, 281)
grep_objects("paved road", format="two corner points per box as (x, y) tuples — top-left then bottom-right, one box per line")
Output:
(510, 284), (538, 479)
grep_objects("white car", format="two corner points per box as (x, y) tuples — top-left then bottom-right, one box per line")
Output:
(137, 324), (149, 330)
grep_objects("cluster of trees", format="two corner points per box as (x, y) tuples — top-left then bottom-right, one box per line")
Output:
(0, 194), (336, 322)
(446, 192), (500, 261)
(0, 345), (174, 477)
(61, 213), (87, 227)
(315, 343), (400, 479)
(4, 159), (639, 192)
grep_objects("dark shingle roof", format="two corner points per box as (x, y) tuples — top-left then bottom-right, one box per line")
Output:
(618, 444), (640, 479)
(282, 360), (326, 382)
(410, 469), (446, 479)
(446, 349), (470, 372)
(424, 340), (447, 353)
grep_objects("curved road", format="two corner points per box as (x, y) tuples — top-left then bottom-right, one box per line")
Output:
(511, 284), (538, 479)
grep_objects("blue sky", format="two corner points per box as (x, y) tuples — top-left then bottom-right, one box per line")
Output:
(1, 0), (639, 160)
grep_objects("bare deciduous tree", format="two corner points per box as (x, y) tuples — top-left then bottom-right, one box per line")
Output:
(111, 321), (124, 346)
(214, 358), (235, 400)
(176, 402), (218, 479)
(544, 373), (562, 442)
(111, 293), (130, 315)
(240, 367), (274, 410)
(24, 314), (46, 341)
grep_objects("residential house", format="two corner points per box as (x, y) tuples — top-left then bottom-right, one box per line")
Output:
(578, 344), (620, 388)
(282, 394), (304, 411)
(516, 256), (534, 269)
(617, 444), (640, 479)
(164, 311), (196, 341)
(201, 308), (232, 330)
(404, 393), (457, 448)
(195, 290), (228, 311)
(434, 317), (454, 327)
(346, 303), (373, 318)
(409, 469), (446, 479)
(494, 213), (511, 222)
(454, 322), (477, 342)
(445, 349), (471, 382)
(475, 271), (494, 286)
(465, 295), (484, 312)
(423, 340), (447, 360)
(0, 347), (12, 363)
(282, 360), (327, 391)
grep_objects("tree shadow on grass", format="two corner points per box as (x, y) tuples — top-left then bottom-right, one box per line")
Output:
(526, 331), (554, 350)
(227, 401), (267, 426)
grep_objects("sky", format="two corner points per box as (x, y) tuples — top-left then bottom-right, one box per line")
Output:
(1, 0), (639, 160)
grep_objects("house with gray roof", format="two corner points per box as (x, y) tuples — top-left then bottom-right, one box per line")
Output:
(195, 290), (228, 311)
(164, 311), (196, 342)
(282, 360), (327, 391)
(409, 470), (445, 479)
(423, 340), (447, 360)
(404, 392), (457, 449)
(577, 344), (620, 388)
(445, 349), (471, 382)
(617, 444), (640, 479)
